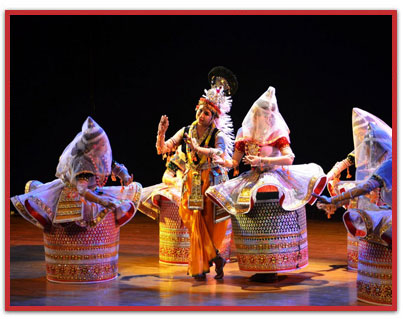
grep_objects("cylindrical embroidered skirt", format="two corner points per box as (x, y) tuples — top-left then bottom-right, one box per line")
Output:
(347, 233), (359, 271)
(231, 198), (308, 273)
(357, 240), (392, 305)
(159, 198), (190, 265)
(232, 199), (308, 273)
(43, 212), (120, 283)
(159, 198), (232, 265)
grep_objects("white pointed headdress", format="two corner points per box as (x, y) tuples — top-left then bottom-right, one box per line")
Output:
(241, 86), (290, 145)
(352, 107), (392, 181)
(56, 117), (112, 184)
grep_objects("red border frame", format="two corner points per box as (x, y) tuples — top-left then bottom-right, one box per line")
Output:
(4, 9), (397, 311)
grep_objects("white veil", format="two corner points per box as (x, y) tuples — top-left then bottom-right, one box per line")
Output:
(56, 117), (112, 184)
(241, 86), (290, 145)
(352, 108), (392, 181)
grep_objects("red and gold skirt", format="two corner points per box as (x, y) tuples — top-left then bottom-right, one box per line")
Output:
(43, 212), (120, 283)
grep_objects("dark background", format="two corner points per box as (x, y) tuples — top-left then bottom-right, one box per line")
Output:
(10, 14), (393, 220)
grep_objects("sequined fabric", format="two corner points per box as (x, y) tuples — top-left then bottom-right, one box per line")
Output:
(357, 240), (392, 305)
(347, 232), (359, 271)
(159, 199), (190, 265)
(43, 212), (120, 283)
(231, 199), (308, 273)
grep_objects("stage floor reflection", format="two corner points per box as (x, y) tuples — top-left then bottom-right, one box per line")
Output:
(10, 213), (370, 307)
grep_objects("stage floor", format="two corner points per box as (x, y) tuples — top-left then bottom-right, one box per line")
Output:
(9, 212), (372, 308)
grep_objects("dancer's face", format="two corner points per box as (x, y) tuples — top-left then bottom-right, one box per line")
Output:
(252, 108), (269, 127)
(196, 106), (213, 127)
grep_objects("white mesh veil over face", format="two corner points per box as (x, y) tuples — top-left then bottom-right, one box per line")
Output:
(56, 117), (112, 184)
(241, 86), (290, 144)
(352, 108), (392, 181)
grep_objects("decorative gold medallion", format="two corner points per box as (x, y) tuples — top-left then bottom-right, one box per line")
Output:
(246, 142), (260, 156)
(188, 171), (204, 210)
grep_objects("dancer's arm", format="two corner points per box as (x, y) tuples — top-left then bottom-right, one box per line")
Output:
(156, 115), (183, 154)
(76, 176), (117, 209)
(313, 178), (381, 205)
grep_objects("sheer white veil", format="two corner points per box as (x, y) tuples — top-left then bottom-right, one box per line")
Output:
(352, 108), (392, 181)
(240, 86), (290, 144)
(56, 117), (112, 184)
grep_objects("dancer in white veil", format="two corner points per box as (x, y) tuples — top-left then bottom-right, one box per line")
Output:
(206, 86), (326, 214)
(11, 116), (142, 229)
(11, 116), (142, 283)
(206, 86), (326, 282)
(314, 108), (392, 305)
(314, 108), (392, 245)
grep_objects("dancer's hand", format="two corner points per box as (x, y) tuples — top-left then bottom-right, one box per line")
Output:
(315, 201), (337, 219)
(121, 173), (133, 187)
(100, 197), (118, 210)
(311, 193), (332, 204)
(184, 133), (200, 152)
(313, 193), (337, 219)
(242, 155), (261, 166)
(212, 153), (225, 166)
(326, 169), (335, 182)
(158, 115), (169, 135)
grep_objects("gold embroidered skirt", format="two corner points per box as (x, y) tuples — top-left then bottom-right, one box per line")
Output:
(43, 212), (120, 283)
(343, 208), (392, 305)
(231, 198), (308, 273)
(11, 180), (143, 283)
(159, 198), (190, 265)
(347, 233), (359, 271)
(357, 240), (392, 305)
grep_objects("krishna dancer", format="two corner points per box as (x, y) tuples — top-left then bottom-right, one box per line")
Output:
(11, 117), (142, 283)
(155, 66), (237, 281)
(206, 86), (327, 282)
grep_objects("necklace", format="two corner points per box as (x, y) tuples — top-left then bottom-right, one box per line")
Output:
(186, 121), (215, 168)
(245, 141), (261, 156)
(89, 154), (108, 187)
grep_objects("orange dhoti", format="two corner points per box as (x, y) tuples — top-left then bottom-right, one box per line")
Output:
(179, 169), (230, 277)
